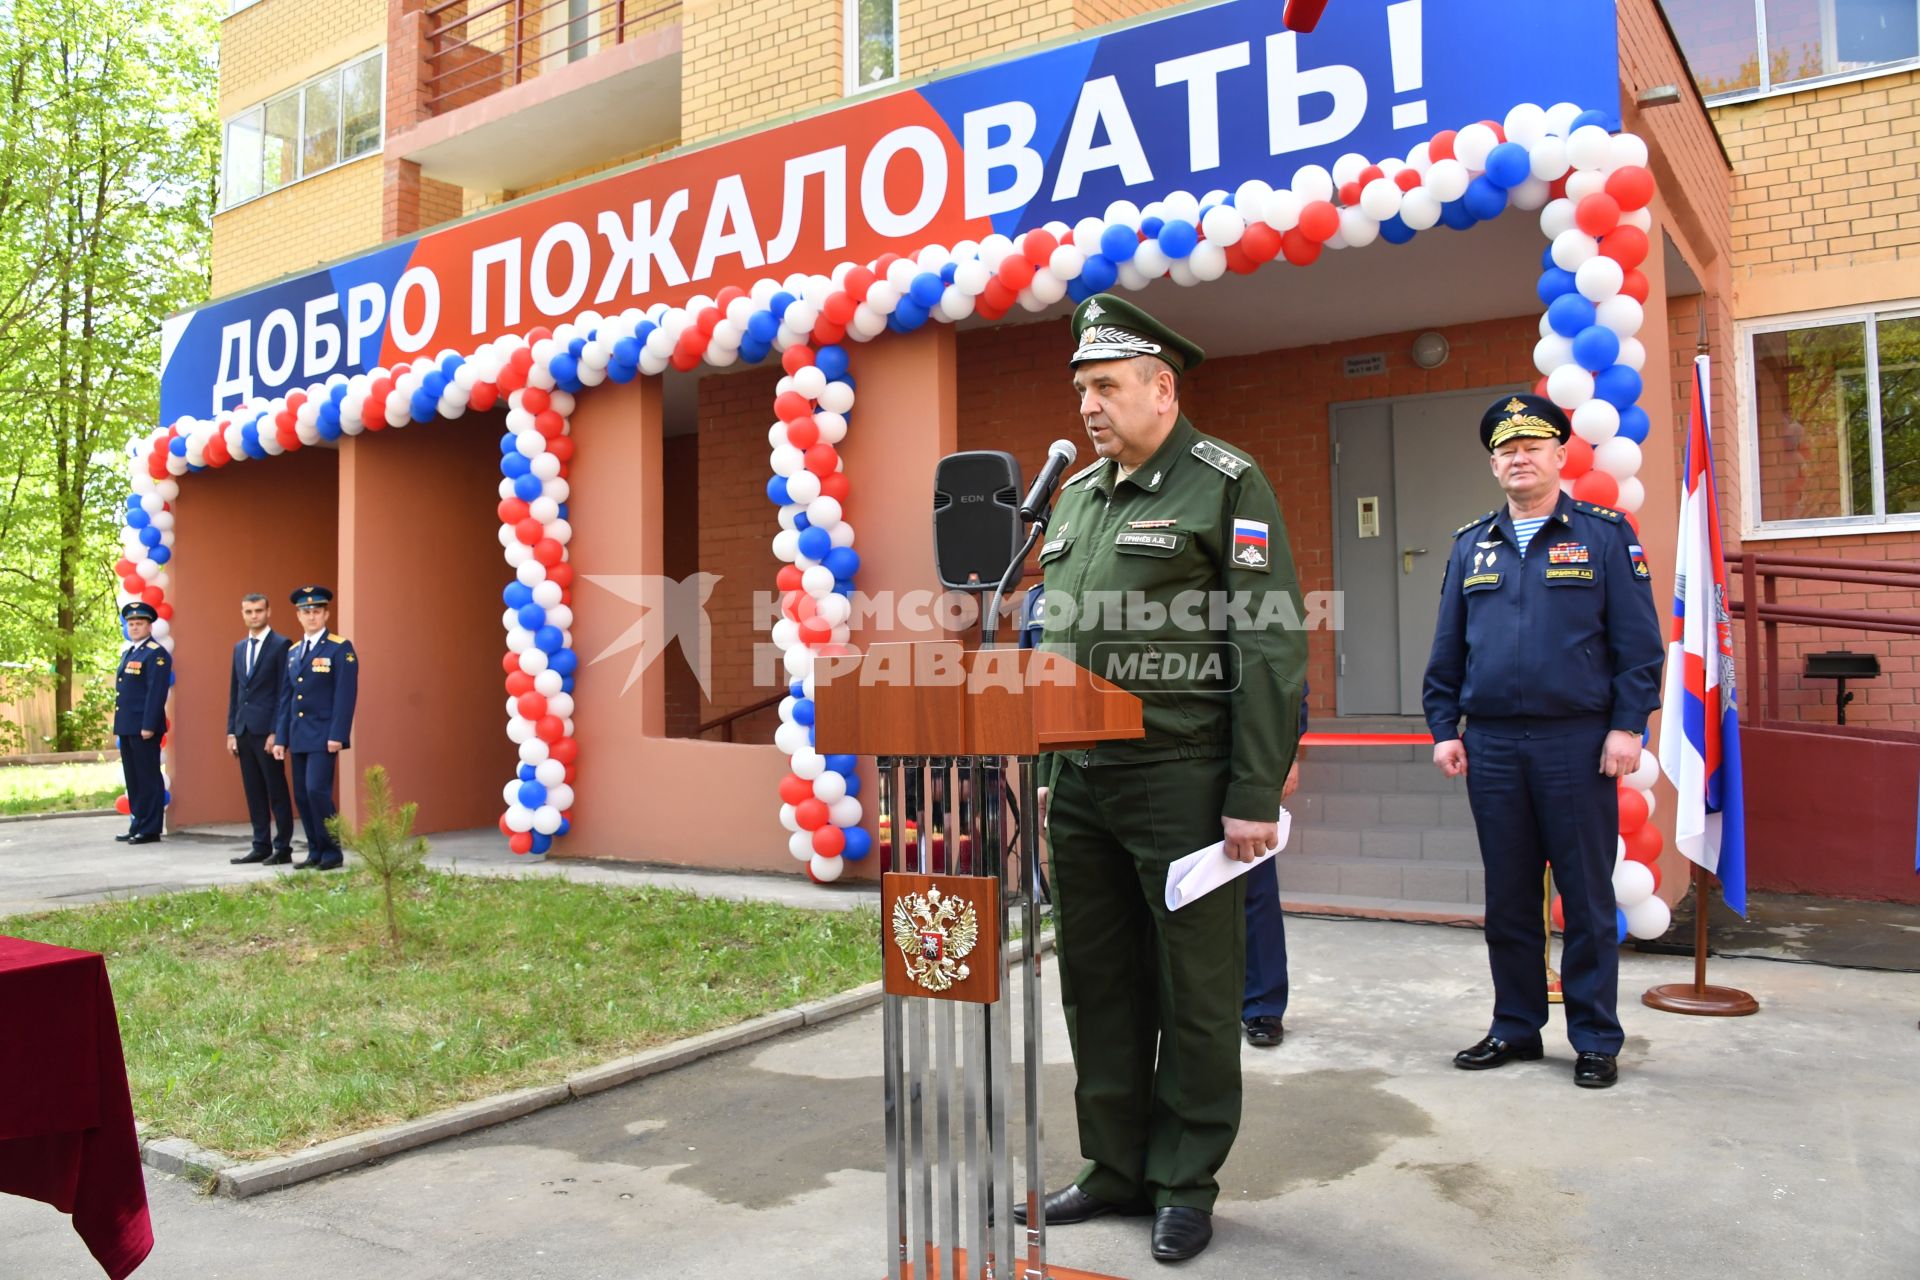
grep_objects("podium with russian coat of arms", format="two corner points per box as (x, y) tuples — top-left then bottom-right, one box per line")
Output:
(815, 641), (1141, 1280)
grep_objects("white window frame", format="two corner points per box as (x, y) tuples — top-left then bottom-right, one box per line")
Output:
(1698, 0), (1920, 105)
(1740, 301), (1920, 538)
(843, 0), (900, 97)
(218, 49), (385, 213)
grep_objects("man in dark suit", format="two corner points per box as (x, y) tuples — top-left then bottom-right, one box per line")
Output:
(112, 602), (170, 845)
(227, 593), (294, 866)
(272, 586), (358, 871)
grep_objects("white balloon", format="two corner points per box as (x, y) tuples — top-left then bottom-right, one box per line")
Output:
(779, 803), (801, 833)
(1617, 338), (1648, 372)
(1534, 335), (1575, 377)
(1399, 189), (1442, 231)
(789, 831), (815, 862)
(505, 805), (536, 833)
(1596, 295), (1645, 338)
(533, 660), (563, 688)
(783, 646), (814, 679)
(1594, 436), (1642, 480)
(1359, 178), (1402, 221)
(809, 853), (845, 882)
(806, 495), (843, 529)
(1565, 169), (1609, 203)
(1624, 749), (1661, 791)
(504, 779), (525, 807)
(792, 365), (828, 400)
(814, 411), (849, 444)
(1259, 189), (1302, 232)
(791, 748), (825, 780)
(518, 647), (549, 674)
(815, 592), (851, 625)
(1454, 123), (1499, 171)
(1621, 207), (1653, 233)
(1332, 151), (1370, 186)
(1048, 244), (1086, 281)
(1608, 132), (1650, 171)
(785, 470), (822, 505)
(1338, 207), (1380, 248)
(1612, 859), (1655, 909)
(518, 738), (550, 765)
(1547, 365), (1596, 409)
(829, 795), (863, 827)
(1625, 894), (1672, 941)
(1575, 255), (1625, 303)
(1131, 239), (1171, 279)
(772, 529), (801, 564)
(1615, 475), (1646, 514)
(812, 770), (847, 803)
(774, 721), (810, 755)
(1566, 124), (1613, 171)
(1529, 137), (1571, 183)
(1290, 164), (1334, 203)
(1503, 102), (1550, 147)
(536, 758), (567, 786)
(1639, 785), (1658, 819)
(1233, 178), (1273, 212)
(1200, 204), (1245, 247)
(1508, 177), (1552, 211)
(819, 382), (856, 414)
(1425, 159), (1470, 203)
(1572, 399), (1621, 444)
(1188, 242), (1227, 281)
(1545, 102), (1584, 137)
(802, 565), (836, 597)
(1551, 229), (1599, 271)
(533, 805), (562, 835)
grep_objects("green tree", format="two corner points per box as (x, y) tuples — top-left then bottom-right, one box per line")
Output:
(0, 0), (218, 748)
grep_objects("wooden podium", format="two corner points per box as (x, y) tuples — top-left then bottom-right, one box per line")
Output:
(815, 642), (1140, 1280)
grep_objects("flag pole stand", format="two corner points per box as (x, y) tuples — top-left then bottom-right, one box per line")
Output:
(1642, 864), (1758, 1016)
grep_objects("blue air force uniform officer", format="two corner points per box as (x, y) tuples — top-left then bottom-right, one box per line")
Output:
(1422, 395), (1663, 1089)
(272, 586), (358, 871)
(113, 601), (170, 845)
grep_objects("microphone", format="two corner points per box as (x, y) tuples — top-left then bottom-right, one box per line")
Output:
(1019, 439), (1079, 523)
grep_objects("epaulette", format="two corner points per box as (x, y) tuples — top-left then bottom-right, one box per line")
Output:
(328, 633), (345, 642)
(1191, 439), (1250, 479)
(143, 639), (160, 649)
(1573, 501), (1622, 522)
(1065, 458), (1105, 487)
(1453, 510), (1498, 537)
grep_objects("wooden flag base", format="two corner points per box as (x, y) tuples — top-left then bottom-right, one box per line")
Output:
(886, 1248), (1123, 1279)
(1641, 863), (1758, 1017)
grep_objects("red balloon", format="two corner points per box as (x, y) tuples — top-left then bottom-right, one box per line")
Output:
(1605, 165), (1654, 211)
(1394, 168), (1423, 192)
(1621, 269), (1651, 304)
(141, 587), (164, 606)
(782, 344), (816, 375)
(521, 387), (551, 415)
(1562, 436), (1594, 479)
(1550, 894), (1565, 931)
(535, 410), (566, 439)
(470, 382), (499, 413)
(1359, 164), (1384, 186)
(548, 563), (575, 589)
(1241, 221), (1281, 263)
(1600, 226), (1650, 269)
(536, 715), (565, 743)
(277, 425), (300, 451)
(780, 590), (803, 622)
(981, 278), (1016, 312)
(1280, 228), (1322, 266)
(115, 794), (131, 816)
(532, 538), (564, 567)
(1429, 129), (1457, 161)
(1223, 242), (1257, 275)
(844, 266), (877, 301)
(549, 736), (578, 765)
(502, 652), (524, 675)
(514, 517), (543, 545)
(1023, 228), (1059, 266)
(799, 616), (832, 646)
(1617, 785), (1649, 834)
(499, 813), (514, 837)
(499, 498), (530, 524)
(715, 285), (747, 309)
(1626, 821), (1663, 864)
(997, 254), (1035, 290)
(1647, 859), (1663, 894)
(114, 557), (134, 577)
(819, 472), (851, 502)
(795, 798), (829, 830)
(1299, 200), (1340, 243)
(547, 435), (575, 464)
(785, 416), (820, 449)
(1573, 469), (1619, 508)
(1338, 180), (1362, 207)
(774, 391), (812, 422)
(812, 825), (846, 857)
(155, 603), (173, 622)
(810, 318), (847, 348)
(804, 444), (839, 476)
(823, 292), (857, 326)
(509, 831), (534, 855)
(516, 692), (547, 720)
(697, 306), (722, 337)
(779, 773), (812, 806)
(120, 575), (143, 596)
(776, 564), (804, 592)
(506, 671), (535, 696)
(1575, 193), (1621, 237)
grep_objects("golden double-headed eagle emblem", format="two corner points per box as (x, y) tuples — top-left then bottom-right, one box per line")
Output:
(890, 885), (980, 992)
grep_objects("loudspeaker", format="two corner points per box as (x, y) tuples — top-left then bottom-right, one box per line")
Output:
(933, 451), (1024, 590)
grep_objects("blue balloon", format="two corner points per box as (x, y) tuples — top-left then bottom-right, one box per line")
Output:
(1378, 215), (1415, 245)
(789, 680), (806, 701)
(797, 526), (833, 561)
(1065, 277), (1093, 304)
(941, 262), (958, 283)
(410, 391), (437, 421)
(548, 353), (580, 390)
(1536, 268), (1579, 305)
(1542, 244), (1559, 270)
(514, 473), (544, 502)
(504, 582), (534, 608)
(550, 649), (578, 676)
(329, 382), (348, 403)
(561, 674), (575, 694)
(792, 697), (815, 727)
(1616, 405), (1652, 444)
(1615, 908), (1630, 945)
(824, 754), (857, 777)
(518, 781), (547, 808)
(530, 832), (553, 855)
(516, 603), (546, 630)
(138, 526), (162, 547)
(909, 272), (944, 308)
(241, 423), (263, 456)
(1439, 199), (1478, 230)
(1100, 223), (1138, 262)
(535, 625), (565, 653)
(823, 547), (861, 578)
(1572, 108), (1619, 133)
(1547, 293), (1597, 337)
(739, 338), (771, 365)
(793, 512), (811, 532)
(613, 336), (641, 366)
(842, 825), (873, 861)
(815, 345), (850, 381)
(169, 437), (187, 457)
(556, 817), (571, 836)
(1139, 215), (1164, 239)
(126, 508), (150, 529)
(842, 772), (861, 798)
(1484, 141), (1533, 190)
(607, 359), (637, 384)
(149, 544), (171, 564)
(1572, 325), (1621, 373)
(766, 475), (791, 505)
(833, 577), (856, 596)
(768, 291), (795, 319)
(890, 299), (928, 332)
(500, 432), (519, 456)
(747, 310), (779, 343)
(439, 353), (463, 376)
(1157, 219), (1198, 258)
(1080, 254), (1119, 293)
(1463, 176), (1508, 221)
(422, 371), (448, 397)
(568, 337), (586, 359)
(518, 764), (536, 781)
(501, 452), (532, 478)
(1595, 364), (1643, 408)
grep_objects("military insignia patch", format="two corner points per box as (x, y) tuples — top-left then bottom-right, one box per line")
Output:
(1084, 298), (1105, 320)
(890, 885), (979, 993)
(126, 661), (142, 674)
(1192, 440), (1249, 478)
(1231, 518), (1269, 569)
(1127, 519), (1178, 530)
(1548, 543), (1590, 565)
(1629, 544), (1651, 579)
(1041, 538), (1068, 557)
(312, 658), (332, 673)
(1463, 573), (1502, 589)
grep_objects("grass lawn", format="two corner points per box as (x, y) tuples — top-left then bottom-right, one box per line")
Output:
(0, 760), (123, 815)
(10, 871), (880, 1158)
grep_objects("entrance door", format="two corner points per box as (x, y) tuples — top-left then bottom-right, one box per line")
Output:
(1333, 387), (1523, 715)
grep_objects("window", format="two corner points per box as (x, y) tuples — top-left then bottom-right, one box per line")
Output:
(1663, 1), (1920, 100)
(1747, 307), (1920, 532)
(846, 0), (898, 94)
(219, 51), (384, 211)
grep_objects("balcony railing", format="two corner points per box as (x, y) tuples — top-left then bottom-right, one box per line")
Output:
(422, 0), (680, 117)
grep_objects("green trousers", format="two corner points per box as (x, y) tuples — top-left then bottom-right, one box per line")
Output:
(1045, 754), (1244, 1212)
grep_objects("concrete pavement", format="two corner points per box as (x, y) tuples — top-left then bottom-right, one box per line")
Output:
(4, 909), (1916, 1279)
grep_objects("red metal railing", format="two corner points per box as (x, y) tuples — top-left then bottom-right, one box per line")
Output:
(422, 0), (681, 116)
(1728, 551), (1920, 736)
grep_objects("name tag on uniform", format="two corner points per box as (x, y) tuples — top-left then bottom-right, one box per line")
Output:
(1463, 573), (1502, 590)
(1546, 568), (1595, 582)
(1041, 538), (1067, 557)
(1116, 531), (1179, 552)
(1548, 543), (1589, 565)
(125, 661), (143, 674)
(312, 658), (332, 673)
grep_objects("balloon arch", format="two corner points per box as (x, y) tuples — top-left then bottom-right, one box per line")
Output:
(119, 99), (1672, 928)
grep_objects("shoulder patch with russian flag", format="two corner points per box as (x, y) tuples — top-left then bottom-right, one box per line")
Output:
(1231, 518), (1270, 570)
(1629, 543), (1650, 579)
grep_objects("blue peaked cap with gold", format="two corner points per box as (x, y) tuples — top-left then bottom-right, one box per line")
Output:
(1480, 394), (1571, 452)
(291, 585), (334, 608)
(120, 601), (158, 622)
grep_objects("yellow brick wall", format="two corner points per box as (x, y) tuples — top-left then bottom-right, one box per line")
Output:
(1718, 69), (1920, 317)
(219, 0), (387, 117)
(211, 158), (386, 296)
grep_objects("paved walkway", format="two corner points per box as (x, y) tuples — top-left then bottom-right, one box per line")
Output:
(2, 815), (1917, 1277)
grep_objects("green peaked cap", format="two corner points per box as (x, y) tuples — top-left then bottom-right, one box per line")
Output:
(1068, 293), (1205, 374)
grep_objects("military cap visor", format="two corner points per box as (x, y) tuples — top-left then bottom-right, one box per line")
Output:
(291, 585), (334, 608)
(1481, 394), (1572, 451)
(121, 602), (158, 622)
(1069, 293), (1204, 374)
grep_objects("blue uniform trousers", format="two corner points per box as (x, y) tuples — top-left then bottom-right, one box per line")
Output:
(291, 750), (342, 863)
(1242, 856), (1289, 1020)
(118, 733), (164, 838)
(1463, 723), (1623, 1054)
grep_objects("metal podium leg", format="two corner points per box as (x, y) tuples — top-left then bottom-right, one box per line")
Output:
(955, 758), (989, 1279)
(984, 757), (1017, 1275)
(1018, 756), (1046, 1278)
(880, 758), (907, 1280)
(905, 761), (933, 1279)
(930, 761), (959, 1276)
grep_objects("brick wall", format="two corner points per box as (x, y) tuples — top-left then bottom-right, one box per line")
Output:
(681, 0), (843, 143)
(211, 157), (387, 296)
(220, 0), (387, 116)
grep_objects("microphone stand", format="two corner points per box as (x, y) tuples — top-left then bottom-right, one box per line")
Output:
(982, 513), (1048, 652)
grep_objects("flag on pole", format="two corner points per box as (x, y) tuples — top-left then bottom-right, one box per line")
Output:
(1658, 355), (1748, 917)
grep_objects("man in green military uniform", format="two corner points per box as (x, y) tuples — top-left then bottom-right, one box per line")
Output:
(1015, 293), (1307, 1263)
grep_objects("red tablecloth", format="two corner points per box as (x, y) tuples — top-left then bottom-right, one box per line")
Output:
(0, 934), (153, 1279)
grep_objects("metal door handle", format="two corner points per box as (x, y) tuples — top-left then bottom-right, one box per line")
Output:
(1402, 547), (1428, 574)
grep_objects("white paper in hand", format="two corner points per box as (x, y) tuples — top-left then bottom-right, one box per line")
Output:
(1164, 808), (1293, 912)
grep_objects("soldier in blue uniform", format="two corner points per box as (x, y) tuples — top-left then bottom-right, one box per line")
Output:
(271, 586), (358, 871)
(1422, 395), (1663, 1089)
(113, 601), (170, 845)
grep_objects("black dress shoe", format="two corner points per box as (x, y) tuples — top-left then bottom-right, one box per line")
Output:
(315, 858), (344, 872)
(1244, 1016), (1284, 1048)
(1150, 1207), (1212, 1262)
(231, 849), (271, 865)
(1574, 1052), (1618, 1088)
(126, 833), (161, 846)
(1011, 1184), (1148, 1226)
(292, 858), (320, 870)
(263, 850), (293, 865)
(1453, 1034), (1544, 1070)
(114, 832), (133, 842)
